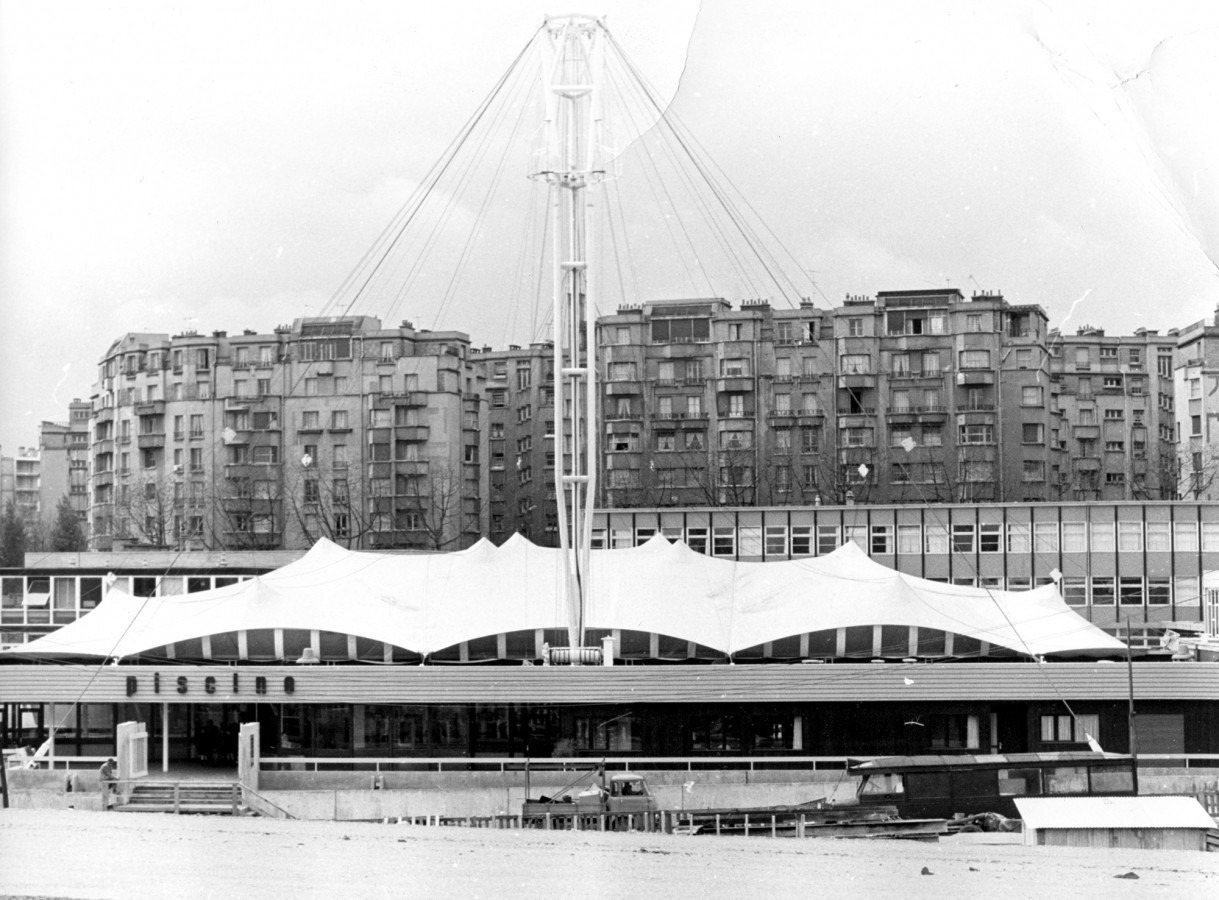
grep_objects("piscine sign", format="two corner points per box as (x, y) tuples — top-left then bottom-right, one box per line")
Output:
(124, 672), (296, 697)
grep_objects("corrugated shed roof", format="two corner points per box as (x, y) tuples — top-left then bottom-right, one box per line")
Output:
(0, 661), (1214, 705)
(1015, 796), (1217, 830)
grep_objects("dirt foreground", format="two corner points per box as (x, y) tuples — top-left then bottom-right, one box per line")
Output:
(1, 809), (1216, 900)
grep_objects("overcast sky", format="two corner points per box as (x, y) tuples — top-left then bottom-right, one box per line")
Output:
(2, 0), (1217, 456)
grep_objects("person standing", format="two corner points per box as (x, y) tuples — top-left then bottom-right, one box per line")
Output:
(98, 758), (117, 807)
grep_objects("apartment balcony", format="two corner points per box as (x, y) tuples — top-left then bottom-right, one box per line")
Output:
(766, 411), (798, 423)
(398, 461), (429, 477)
(716, 376), (754, 393)
(134, 400), (165, 416)
(224, 430), (251, 445)
(94, 471), (114, 487)
(605, 413), (643, 423)
(796, 409), (826, 420)
(396, 425), (431, 441)
(1073, 425), (1100, 439)
(916, 405), (948, 419)
(837, 373), (876, 389)
(836, 408), (876, 418)
(137, 433), (165, 449)
(605, 380), (642, 395)
(225, 396), (252, 410)
(1075, 456), (1101, 471)
(94, 407), (115, 423)
(956, 369), (996, 385)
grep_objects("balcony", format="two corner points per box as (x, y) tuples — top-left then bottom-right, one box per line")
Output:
(837, 373), (876, 389)
(94, 471), (114, 487)
(94, 407), (115, 423)
(396, 425), (431, 441)
(716, 376), (754, 393)
(836, 407), (876, 417)
(136, 433), (165, 449)
(956, 370), (996, 385)
(398, 461), (429, 477)
(134, 400), (165, 416)
(225, 396), (252, 410)
(1075, 456), (1101, 471)
(1073, 425), (1100, 439)
(605, 380), (642, 395)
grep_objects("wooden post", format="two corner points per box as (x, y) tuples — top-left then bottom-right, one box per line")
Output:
(797, 814), (806, 839)
(771, 814), (777, 837)
(173, 782), (180, 814)
(743, 814), (750, 837)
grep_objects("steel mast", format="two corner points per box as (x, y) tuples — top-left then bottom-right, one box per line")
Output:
(531, 15), (614, 660)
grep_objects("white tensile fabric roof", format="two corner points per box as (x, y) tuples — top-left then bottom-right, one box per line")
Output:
(7, 535), (1125, 659)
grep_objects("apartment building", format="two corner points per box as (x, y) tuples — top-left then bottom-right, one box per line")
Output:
(0, 448), (44, 536)
(474, 343), (560, 545)
(90, 317), (487, 552)
(37, 400), (92, 536)
(1052, 326), (1177, 501)
(595, 290), (1075, 508)
(1173, 315), (1219, 500)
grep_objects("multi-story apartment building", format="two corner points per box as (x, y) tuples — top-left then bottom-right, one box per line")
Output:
(1052, 326), (1177, 501)
(596, 298), (835, 509)
(90, 317), (488, 552)
(7, 446), (42, 529)
(475, 343), (559, 545)
(1173, 314), (1219, 500)
(595, 290), (1073, 508)
(38, 400), (92, 536)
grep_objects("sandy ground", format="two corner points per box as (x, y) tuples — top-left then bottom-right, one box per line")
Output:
(0, 809), (1216, 900)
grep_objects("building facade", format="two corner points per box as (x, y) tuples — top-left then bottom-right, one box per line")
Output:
(474, 343), (560, 546)
(1053, 326), (1177, 501)
(89, 317), (487, 552)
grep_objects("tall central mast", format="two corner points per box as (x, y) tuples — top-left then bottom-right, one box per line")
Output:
(531, 15), (613, 658)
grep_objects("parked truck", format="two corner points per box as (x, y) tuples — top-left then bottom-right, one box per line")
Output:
(522, 767), (657, 829)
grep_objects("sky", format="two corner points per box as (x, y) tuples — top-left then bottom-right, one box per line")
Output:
(1, 0), (1217, 456)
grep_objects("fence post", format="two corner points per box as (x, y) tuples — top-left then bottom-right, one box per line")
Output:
(173, 783), (181, 814)
(797, 814), (806, 839)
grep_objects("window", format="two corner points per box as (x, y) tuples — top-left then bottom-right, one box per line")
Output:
(923, 523), (948, 554)
(1091, 577), (1115, 605)
(332, 445), (348, 469)
(1007, 522), (1031, 553)
(687, 396), (703, 417)
(774, 428), (791, 451)
(650, 316), (710, 343)
(966, 313), (983, 332)
(895, 524), (920, 554)
(189, 414), (203, 438)
(840, 354), (870, 375)
(1104, 440), (1124, 452)
(1022, 423), (1044, 444)
(1021, 386), (1043, 406)
(1016, 349), (1032, 369)
(252, 445), (279, 464)
(1119, 577), (1144, 606)
(656, 432), (676, 451)
(1022, 460), (1044, 482)
(720, 358), (750, 377)
(774, 392), (791, 413)
(189, 448), (203, 473)
(890, 354), (911, 376)
(816, 525), (840, 555)
(959, 424), (993, 444)
(330, 410), (348, 430)
(870, 525), (892, 554)
(1103, 408), (1124, 420)
(847, 317), (864, 336)
(952, 524), (975, 553)
(608, 362), (636, 381)
(959, 350), (990, 369)
(727, 395), (746, 418)
(1040, 713), (1098, 744)
(712, 527), (735, 557)
(302, 410), (320, 431)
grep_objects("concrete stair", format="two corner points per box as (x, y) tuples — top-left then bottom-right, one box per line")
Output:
(115, 781), (250, 815)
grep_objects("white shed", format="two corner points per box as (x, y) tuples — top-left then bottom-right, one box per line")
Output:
(1015, 796), (1217, 852)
